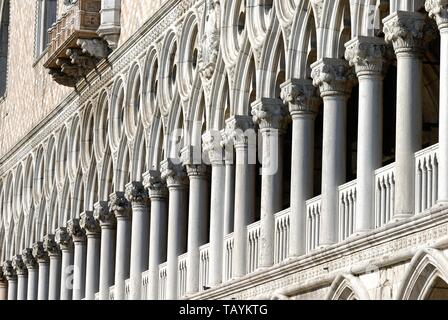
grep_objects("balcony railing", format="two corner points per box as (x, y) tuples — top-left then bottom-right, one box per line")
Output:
(338, 180), (357, 241)
(124, 278), (130, 300)
(177, 253), (188, 298)
(141, 270), (150, 300)
(94, 292), (99, 300)
(415, 144), (439, 213)
(158, 263), (167, 300)
(306, 195), (321, 252)
(199, 244), (210, 292)
(247, 220), (261, 274)
(274, 208), (290, 264)
(375, 163), (395, 228)
(44, 0), (109, 87)
(223, 233), (234, 282)
(108, 285), (115, 300)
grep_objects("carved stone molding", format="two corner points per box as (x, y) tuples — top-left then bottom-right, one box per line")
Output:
(125, 181), (150, 205)
(109, 192), (132, 220)
(280, 79), (321, 116)
(32, 242), (49, 263)
(311, 58), (356, 97)
(251, 98), (289, 132)
(67, 218), (87, 242)
(55, 227), (73, 251)
(383, 11), (437, 56)
(425, 0), (448, 30)
(161, 158), (189, 189)
(198, 0), (220, 80)
(143, 171), (168, 200)
(44, 234), (61, 257)
(94, 201), (116, 228)
(22, 248), (38, 270)
(80, 211), (101, 236)
(2, 260), (16, 279)
(344, 36), (391, 76)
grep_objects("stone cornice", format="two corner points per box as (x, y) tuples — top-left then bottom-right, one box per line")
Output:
(311, 58), (356, 97)
(426, 0), (448, 29)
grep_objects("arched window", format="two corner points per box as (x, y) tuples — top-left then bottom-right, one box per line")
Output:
(0, 0), (10, 97)
(35, 0), (57, 56)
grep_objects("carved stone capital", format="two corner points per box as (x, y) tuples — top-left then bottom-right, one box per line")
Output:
(225, 115), (256, 149)
(143, 171), (168, 200)
(280, 79), (320, 116)
(22, 248), (38, 270)
(32, 242), (49, 263)
(203, 130), (225, 166)
(383, 11), (437, 56)
(109, 192), (131, 220)
(44, 234), (60, 257)
(426, 0), (448, 30)
(2, 260), (16, 279)
(345, 36), (391, 76)
(180, 146), (203, 167)
(94, 201), (116, 228)
(160, 159), (189, 189)
(125, 181), (149, 205)
(67, 218), (86, 242)
(251, 98), (289, 132)
(80, 211), (101, 236)
(311, 58), (356, 97)
(12, 255), (27, 276)
(186, 164), (210, 178)
(55, 227), (73, 250)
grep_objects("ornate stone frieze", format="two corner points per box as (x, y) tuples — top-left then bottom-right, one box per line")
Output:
(203, 130), (225, 166)
(67, 218), (87, 242)
(425, 0), (448, 29)
(125, 181), (150, 205)
(344, 36), (391, 76)
(109, 192), (132, 220)
(94, 201), (116, 228)
(12, 255), (27, 276)
(55, 227), (73, 250)
(22, 248), (38, 270)
(80, 211), (101, 236)
(251, 98), (289, 132)
(43, 234), (61, 257)
(160, 158), (189, 189)
(225, 115), (256, 149)
(280, 79), (320, 116)
(32, 242), (49, 263)
(311, 58), (356, 97)
(383, 11), (437, 56)
(2, 260), (16, 279)
(198, 0), (220, 80)
(143, 171), (168, 200)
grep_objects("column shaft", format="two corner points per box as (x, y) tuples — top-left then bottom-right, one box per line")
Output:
(114, 217), (131, 299)
(27, 269), (38, 300)
(17, 275), (28, 300)
(37, 262), (49, 300)
(7, 278), (17, 300)
(48, 255), (61, 300)
(438, 30), (448, 202)
(60, 249), (73, 300)
(99, 227), (116, 300)
(72, 241), (86, 300)
(85, 234), (101, 300)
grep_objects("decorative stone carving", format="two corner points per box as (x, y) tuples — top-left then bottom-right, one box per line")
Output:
(143, 171), (168, 200)
(2, 260), (16, 279)
(425, 0), (448, 29)
(22, 248), (38, 270)
(203, 130), (225, 166)
(345, 36), (391, 76)
(44, 234), (61, 257)
(109, 192), (132, 220)
(94, 201), (116, 228)
(125, 181), (149, 205)
(225, 115), (256, 148)
(251, 98), (289, 131)
(77, 38), (110, 59)
(383, 11), (437, 55)
(161, 158), (189, 188)
(32, 242), (49, 263)
(198, 0), (220, 79)
(311, 58), (356, 97)
(55, 227), (73, 250)
(180, 146), (203, 168)
(280, 79), (320, 116)
(64, 0), (78, 5)
(67, 218), (87, 242)
(12, 255), (27, 276)
(80, 211), (101, 235)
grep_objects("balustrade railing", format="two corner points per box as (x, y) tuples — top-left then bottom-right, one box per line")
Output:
(124, 278), (130, 300)
(306, 196), (321, 252)
(338, 180), (357, 241)
(159, 263), (167, 300)
(247, 220), (261, 274)
(199, 244), (210, 292)
(274, 208), (290, 264)
(415, 144), (439, 213)
(374, 163), (395, 228)
(141, 270), (150, 300)
(108, 285), (115, 300)
(94, 292), (99, 300)
(223, 233), (234, 282)
(178, 253), (188, 298)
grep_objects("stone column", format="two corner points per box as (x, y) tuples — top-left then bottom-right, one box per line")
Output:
(67, 218), (87, 300)
(252, 98), (288, 268)
(0, 271), (7, 300)
(143, 171), (168, 300)
(22, 248), (38, 300)
(221, 130), (235, 237)
(2, 260), (17, 300)
(383, 11), (436, 218)
(94, 201), (116, 300)
(161, 159), (188, 300)
(55, 227), (73, 300)
(311, 58), (355, 246)
(12, 255), (27, 300)
(80, 211), (101, 300)
(426, 1), (448, 203)
(126, 181), (150, 300)
(203, 131), (226, 287)
(345, 36), (388, 233)
(225, 115), (256, 278)
(281, 79), (320, 256)
(44, 234), (61, 300)
(109, 192), (131, 300)
(33, 242), (49, 300)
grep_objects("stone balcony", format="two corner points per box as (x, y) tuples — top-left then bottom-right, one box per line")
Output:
(43, 0), (110, 87)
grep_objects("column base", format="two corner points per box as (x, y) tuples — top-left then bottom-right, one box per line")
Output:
(348, 229), (373, 239)
(388, 213), (414, 224)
